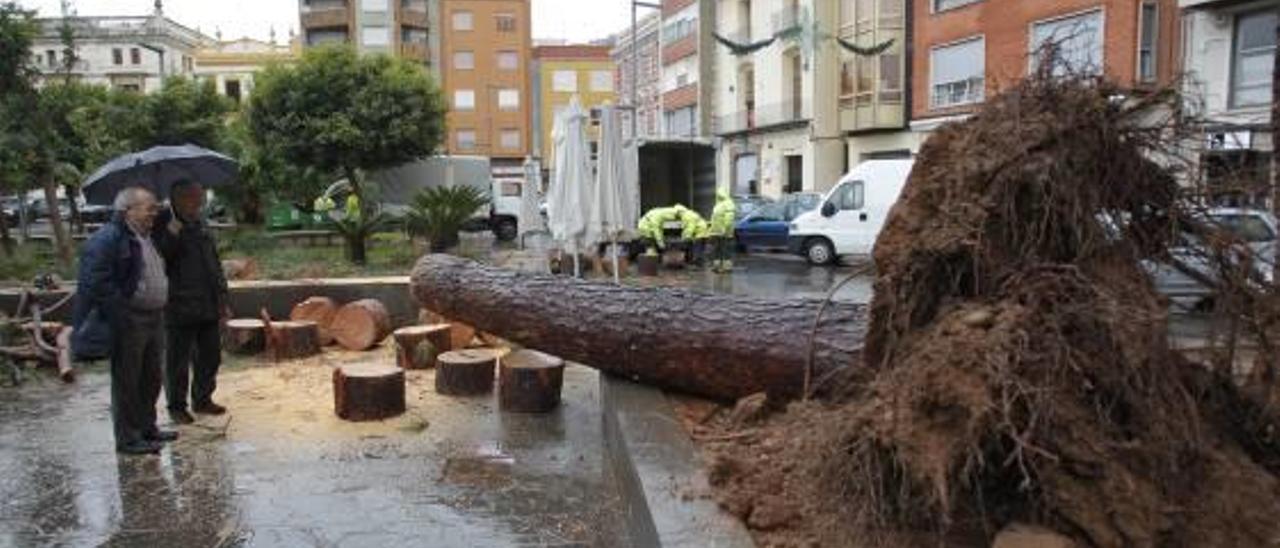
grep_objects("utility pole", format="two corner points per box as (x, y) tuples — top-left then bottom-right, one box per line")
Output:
(1272, 16), (1279, 285)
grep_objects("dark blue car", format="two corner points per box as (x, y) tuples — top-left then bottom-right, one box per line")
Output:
(735, 193), (820, 251)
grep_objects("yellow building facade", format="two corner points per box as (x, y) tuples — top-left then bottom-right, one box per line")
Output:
(534, 45), (615, 163)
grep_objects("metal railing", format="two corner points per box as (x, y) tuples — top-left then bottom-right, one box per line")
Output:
(715, 99), (806, 134)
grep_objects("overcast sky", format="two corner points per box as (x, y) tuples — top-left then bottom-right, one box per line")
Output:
(17, 0), (635, 44)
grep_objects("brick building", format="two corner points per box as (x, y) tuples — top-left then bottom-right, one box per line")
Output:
(911, 0), (1181, 130)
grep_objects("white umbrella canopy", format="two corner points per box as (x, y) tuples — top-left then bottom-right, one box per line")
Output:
(589, 105), (641, 282)
(547, 96), (593, 273)
(518, 156), (546, 246)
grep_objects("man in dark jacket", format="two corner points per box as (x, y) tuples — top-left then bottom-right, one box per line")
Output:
(74, 187), (177, 455)
(154, 180), (231, 425)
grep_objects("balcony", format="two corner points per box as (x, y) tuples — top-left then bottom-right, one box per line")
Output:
(715, 99), (806, 135)
(662, 34), (697, 65)
(301, 4), (349, 30)
(301, 0), (347, 12)
(400, 42), (429, 62)
(663, 84), (698, 111)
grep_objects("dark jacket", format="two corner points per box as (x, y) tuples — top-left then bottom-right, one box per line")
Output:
(153, 208), (228, 326)
(72, 216), (143, 356)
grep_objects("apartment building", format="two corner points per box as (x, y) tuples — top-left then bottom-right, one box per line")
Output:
(531, 45), (616, 165)
(32, 4), (210, 93)
(911, 0), (1180, 132)
(1181, 0), (1276, 205)
(613, 11), (663, 139)
(661, 0), (716, 137)
(439, 0), (532, 166)
(298, 0), (433, 67)
(713, 0), (850, 197)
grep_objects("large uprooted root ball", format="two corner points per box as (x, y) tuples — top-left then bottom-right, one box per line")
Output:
(830, 77), (1280, 546)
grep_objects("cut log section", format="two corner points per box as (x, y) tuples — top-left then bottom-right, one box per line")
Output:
(224, 319), (266, 355)
(499, 350), (566, 413)
(393, 324), (452, 369)
(290, 297), (339, 346)
(450, 321), (478, 350)
(261, 316), (321, 362)
(435, 348), (503, 396)
(333, 363), (406, 421)
(410, 254), (868, 401)
(330, 299), (392, 351)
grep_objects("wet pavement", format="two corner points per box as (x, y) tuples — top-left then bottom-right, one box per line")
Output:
(0, 345), (626, 547)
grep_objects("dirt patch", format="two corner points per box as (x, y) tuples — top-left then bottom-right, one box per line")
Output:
(686, 74), (1280, 547)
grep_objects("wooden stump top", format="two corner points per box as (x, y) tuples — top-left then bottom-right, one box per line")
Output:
(394, 324), (452, 337)
(439, 348), (506, 365)
(339, 363), (402, 378)
(226, 318), (265, 329)
(268, 320), (318, 329)
(502, 349), (564, 370)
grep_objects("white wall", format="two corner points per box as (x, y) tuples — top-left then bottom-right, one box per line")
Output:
(1182, 3), (1277, 128)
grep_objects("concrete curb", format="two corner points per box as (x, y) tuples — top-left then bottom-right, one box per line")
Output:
(601, 374), (755, 548)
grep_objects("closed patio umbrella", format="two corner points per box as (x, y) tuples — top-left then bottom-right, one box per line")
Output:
(547, 96), (593, 276)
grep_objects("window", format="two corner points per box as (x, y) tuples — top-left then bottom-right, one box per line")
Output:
(930, 37), (984, 108)
(113, 48), (123, 65)
(498, 89), (520, 111)
(454, 90), (475, 110)
(831, 181), (865, 211)
(495, 13), (516, 33)
(934, 0), (980, 12)
(453, 50), (474, 70)
(363, 0), (389, 12)
(676, 73), (689, 87)
(663, 17), (696, 43)
(590, 70), (614, 92)
(552, 70), (577, 92)
(1137, 1), (1158, 83)
(880, 53), (902, 102)
(452, 10), (473, 31)
(45, 50), (56, 67)
(362, 26), (390, 46)
(403, 27), (428, 44)
(307, 29), (348, 45)
(497, 51), (518, 70)
(500, 181), (521, 196)
(131, 48), (141, 65)
(182, 56), (194, 72)
(225, 80), (242, 103)
(456, 129), (477, 151)
(1030, 10), (1104, 76)
(1232, 10), (1277, 108)
(500, 129), (521, 150)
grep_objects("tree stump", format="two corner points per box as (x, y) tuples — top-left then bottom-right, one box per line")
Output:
(261, 317), (321, 361)
(499, 350), (566, 413)
(637, 254), (660, 276)
(290, 296), (339, 346)
(393, 324), (452, 369)
(330, 299), (392, 351)
(435, 348), (503, 396)
(224, 319), (266, 355)
(333, 363), (406, 421)
(662, 248), (686, 269)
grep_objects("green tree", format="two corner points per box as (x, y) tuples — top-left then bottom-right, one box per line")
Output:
(247, 46), (447, 264)
(137, 76), (234, 149)
(220, 114), (328, 224)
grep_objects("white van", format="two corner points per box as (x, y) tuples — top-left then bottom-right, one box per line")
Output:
(787, 159), (913, 265)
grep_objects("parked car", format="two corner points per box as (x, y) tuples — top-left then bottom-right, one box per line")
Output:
(28, 197), (70, 220)
(788, 160), (914, 265)
(1, 196), (19, 228)
(1145, 208), (1277, 312)
(733, 195), (774, 221)
(735, 193), (821, 251)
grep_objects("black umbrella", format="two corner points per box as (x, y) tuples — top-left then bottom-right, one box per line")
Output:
(81, 144), (239, 205)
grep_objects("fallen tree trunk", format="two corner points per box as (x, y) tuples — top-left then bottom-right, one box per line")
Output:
(410, 254), (867, 401)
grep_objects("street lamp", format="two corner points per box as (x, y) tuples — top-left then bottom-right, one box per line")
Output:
(630, 1), (661, 140)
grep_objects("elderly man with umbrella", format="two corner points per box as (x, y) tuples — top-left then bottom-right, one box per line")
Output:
(74, 145), (238, 453)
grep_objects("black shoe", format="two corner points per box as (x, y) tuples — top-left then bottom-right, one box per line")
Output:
(145, 430), (179, 443)
(193, 401), (226, 415)
(169, 409), (195, 425)
(116, 440), (162, 455)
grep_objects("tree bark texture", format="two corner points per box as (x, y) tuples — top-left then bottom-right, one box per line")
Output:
(393, 324), (451, 369)
(259, 311), (321, 361)
(330, 299), (391, 351)
(435, 348), (503, 396)
(290, 296), (339, 346)
(41, 174), (71, 264)
(499, 349), (565, 413)
(410, 254), (868, 401)
(224, 319), (266, 355)
(333, 364), (406, 421)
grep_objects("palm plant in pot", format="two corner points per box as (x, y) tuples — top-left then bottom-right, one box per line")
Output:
(406, 185), (490, 253)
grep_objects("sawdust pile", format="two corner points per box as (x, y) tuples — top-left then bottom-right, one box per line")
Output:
(704, 76), (1280, 547)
